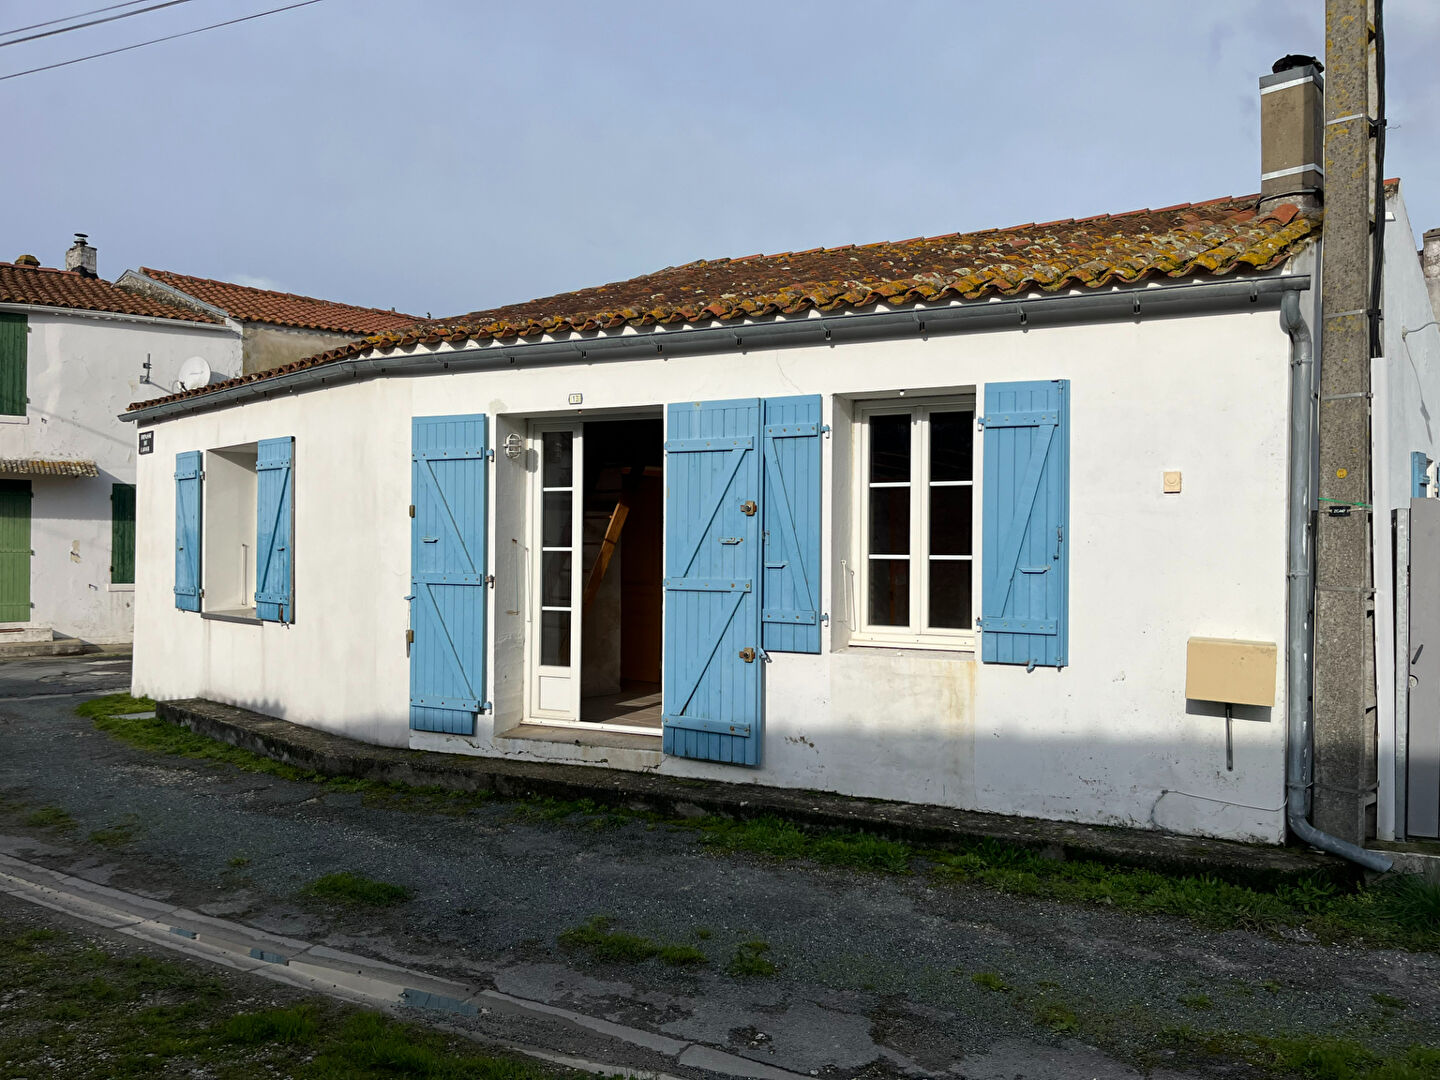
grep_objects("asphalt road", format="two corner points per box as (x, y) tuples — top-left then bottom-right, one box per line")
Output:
(1, 654), (1437, 1078)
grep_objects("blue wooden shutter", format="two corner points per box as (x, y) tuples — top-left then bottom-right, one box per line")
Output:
(981, 380), (1069, 668)
(662, 399), (764, 764)
(174, 451), (202, 612)
(761, 395), (822, 653)
(255, 437), (294, 622)
(410, 415), (488, 735)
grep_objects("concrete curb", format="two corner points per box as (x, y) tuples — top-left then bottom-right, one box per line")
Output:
(0, 851), (801, 1079)
(152, 699), (1351, 888)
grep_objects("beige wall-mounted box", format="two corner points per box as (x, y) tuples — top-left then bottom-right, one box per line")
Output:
(1185, 637), (1277, 707)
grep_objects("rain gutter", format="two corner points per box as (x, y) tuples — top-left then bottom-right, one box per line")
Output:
(123, 274), (1311, 424)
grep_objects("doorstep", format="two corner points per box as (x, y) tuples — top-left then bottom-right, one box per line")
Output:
(155, 698), (1352, 889)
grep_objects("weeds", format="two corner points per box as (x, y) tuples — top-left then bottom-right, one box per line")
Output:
(88, 815), (139, 847)
(971, 971), (1009, 993)
(726, 940), (777, 978)
(23, 806), (75, 830)
(1372, 992), (1408, 1010)
(1179, 993), (1213, 1011)
(299, 872), (410, 907)
(1161, 1027), (1440, 1080)
(1032, 999), (1080, 1034)
(557, 916), (709, 968)
(0, 921), (584, 1078)
(76, 693), (1440, 954)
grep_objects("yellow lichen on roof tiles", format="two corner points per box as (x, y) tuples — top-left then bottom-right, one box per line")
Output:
(132, 191), (1321, 413)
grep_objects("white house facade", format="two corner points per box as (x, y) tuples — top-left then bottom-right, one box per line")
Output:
(0, 240), (241, 645)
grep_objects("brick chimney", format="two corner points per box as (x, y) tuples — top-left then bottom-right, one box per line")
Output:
(1260, 54), (1325, 213)
(64, 233), (97, 277)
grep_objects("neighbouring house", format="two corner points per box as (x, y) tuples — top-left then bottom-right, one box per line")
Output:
(123, 58), (1440, 852)
(0, 237), (242, 647)
(116, 268), (420, 375)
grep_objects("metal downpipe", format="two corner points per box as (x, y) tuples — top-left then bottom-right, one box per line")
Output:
(1282, 290), (1393, 872)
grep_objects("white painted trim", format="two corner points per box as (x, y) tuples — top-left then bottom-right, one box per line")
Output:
(852, 395), (978, 649)
(0, 301), (237, 332)
(527, 420), (584, 724)
(107, 583), (135, 593)
(0, 415), (29, 425)
(1261, 164), (1324, 182)
(1260, 74), (1321, 95)
(521, 717), (661, 739)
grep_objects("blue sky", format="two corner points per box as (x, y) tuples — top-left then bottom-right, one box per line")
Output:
(5, 1), (1438, 319)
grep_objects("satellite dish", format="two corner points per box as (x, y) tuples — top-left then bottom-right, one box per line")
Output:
(175, 356), (212, 392)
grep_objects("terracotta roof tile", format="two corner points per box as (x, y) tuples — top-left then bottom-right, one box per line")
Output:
(0, 458), (99, 478)
(138, 268), (420, 334)
(131, 191), (1321, 413)
(0, 263), (221, 324)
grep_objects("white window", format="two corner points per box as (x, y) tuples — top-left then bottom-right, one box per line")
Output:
(853, 397), (977, 648)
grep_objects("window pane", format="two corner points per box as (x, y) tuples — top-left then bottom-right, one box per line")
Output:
(869, 414), (911, 483)
(929, 559), (973, 629)
(541, 610), (571, 666)
(929, 410), (974, 481)
(868, 559), (910, 626)
(868, 487), (910, 555)
(542, 431), (573, 487)
(541, 551), (571, 606)
(542, 491), (572, 548)
(929, 486), (973, 556)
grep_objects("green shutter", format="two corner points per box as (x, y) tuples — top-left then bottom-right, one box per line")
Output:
(0, 480), (31, 621)
(111, 483), (136, 585)
(0, 314), (26, 417)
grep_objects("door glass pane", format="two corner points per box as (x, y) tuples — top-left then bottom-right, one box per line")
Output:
(541, 551), (571, 606)
(928, 559), (973, 629)
(930, 410), (974, 481)
(542, 491), (572, 548)
(869, 414), (911, 483)
(542, 431), (573, 487)
(868, 487), (910, 554)
(541, 610), (571, 666)
(868, 559), (910, 626)
(929, 486), (973, 556)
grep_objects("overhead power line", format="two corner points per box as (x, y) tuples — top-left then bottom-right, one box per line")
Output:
(0, 0), (326, 82)
(0, 0), (202, 50)
(0, 0), (150, 38)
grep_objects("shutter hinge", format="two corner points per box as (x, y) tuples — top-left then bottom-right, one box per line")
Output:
(486, 449), (495, 462)
(975, 417), (985, 429)
(820, 612), (830, 626)
(409, 504), (415, 518)
(480, 701), (493, 713)
(486, 574), (495, 588)
(821, 424), (831, 437)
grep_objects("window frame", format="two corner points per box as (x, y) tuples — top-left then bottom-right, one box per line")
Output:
(851, 395), (978, 651)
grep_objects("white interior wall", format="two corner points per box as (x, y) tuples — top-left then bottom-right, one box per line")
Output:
(1, 311), (239, 641)
(131, 297), (1297, 842)
(202, 447), (257, 614)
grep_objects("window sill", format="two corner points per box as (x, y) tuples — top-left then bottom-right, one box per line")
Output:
(0, 414), (29, 425)
(843, 635), (976, 658)
(107, 583), (134, 593)
(202, 609), (262, 626)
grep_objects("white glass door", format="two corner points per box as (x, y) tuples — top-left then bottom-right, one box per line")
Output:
(530, 423), (583, 720)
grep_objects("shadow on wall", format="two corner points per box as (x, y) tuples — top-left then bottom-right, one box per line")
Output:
(167, 685), (1287, 845)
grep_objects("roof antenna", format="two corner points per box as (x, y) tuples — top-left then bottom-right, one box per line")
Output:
(140, 353), (154, 386)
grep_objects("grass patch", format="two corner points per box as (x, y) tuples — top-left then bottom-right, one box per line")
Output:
(1162, 1028), (1440, 1080)
(726, 940), (777, 978)
(0, 918), (588, 1078)
(76, 694), (1440, 953)
(23, 805), (76, 830)
(89, 815), (140, 848)
(227, 854), (251, 868)
(697, 815), (912, 873)
(1179, 992), (1213, 1010)
(299, 872), (410, 907)
(557, 916), (709, 968)
(971, 970), (1009, 993)
(1372, 992), (1408, 1010)
(1032, 999), (1080, 1034)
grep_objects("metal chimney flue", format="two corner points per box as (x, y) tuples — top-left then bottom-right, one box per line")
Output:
(1260, 55), (1325, 213)
(65, 233), (97, 277)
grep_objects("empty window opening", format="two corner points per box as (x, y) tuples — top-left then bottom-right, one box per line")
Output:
(530, 416), (663, 733)
(203, 444), (257, 617)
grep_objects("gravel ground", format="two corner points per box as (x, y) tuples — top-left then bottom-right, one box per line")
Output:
(1, 655), (1438, 1078)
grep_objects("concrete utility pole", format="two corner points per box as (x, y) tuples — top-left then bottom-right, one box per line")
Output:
(1312, 0), (1380, 844)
